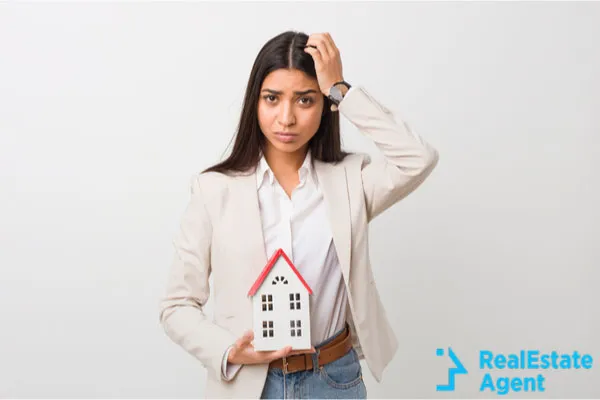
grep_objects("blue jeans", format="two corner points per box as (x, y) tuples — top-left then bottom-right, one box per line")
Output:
(260, 325), (367, 399)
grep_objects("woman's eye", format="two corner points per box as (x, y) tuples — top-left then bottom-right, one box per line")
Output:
(264, 95), (276, 102)
(299, 97), (313, 105)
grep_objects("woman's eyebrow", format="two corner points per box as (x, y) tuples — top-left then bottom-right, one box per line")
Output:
(261, 89), (318, 95)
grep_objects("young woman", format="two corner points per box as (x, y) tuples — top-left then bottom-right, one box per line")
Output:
(159, 31), (439, 399)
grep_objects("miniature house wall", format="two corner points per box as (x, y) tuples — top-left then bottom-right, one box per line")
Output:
(248, 249), (312, 351)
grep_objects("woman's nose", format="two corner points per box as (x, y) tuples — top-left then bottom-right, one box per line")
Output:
(277, 104), (296, 127)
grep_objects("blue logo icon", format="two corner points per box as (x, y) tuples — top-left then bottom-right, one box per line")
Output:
(436, 347), (468, 391)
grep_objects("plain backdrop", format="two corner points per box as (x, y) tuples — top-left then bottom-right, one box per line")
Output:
(1, 2), (598, 399)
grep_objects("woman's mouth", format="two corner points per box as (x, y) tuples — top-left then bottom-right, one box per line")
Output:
(274, 132), (298, 143)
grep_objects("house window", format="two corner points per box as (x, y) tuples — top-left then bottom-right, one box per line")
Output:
(261, 294), (273, 311)
(262, 320), (274, 338)
(289, 293), (301, 310)
(290, 320), (302, 337)
(272, 275), (289, 285)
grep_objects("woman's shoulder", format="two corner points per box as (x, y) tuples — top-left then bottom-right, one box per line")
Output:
(194, 169), (231, 185)
(340, 151), (372, 169)
(190, 167), (253, 194)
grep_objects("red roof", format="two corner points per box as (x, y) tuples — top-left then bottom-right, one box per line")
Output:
(247, 248), (313, 297)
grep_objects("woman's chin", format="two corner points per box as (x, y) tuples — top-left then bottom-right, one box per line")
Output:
(266, 139), (307, 154)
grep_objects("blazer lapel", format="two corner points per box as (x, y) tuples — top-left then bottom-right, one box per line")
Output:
(236, 170), (269, 284)
(314, 159), (352, 281)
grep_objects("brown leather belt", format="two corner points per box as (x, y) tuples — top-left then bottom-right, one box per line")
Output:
(268, 325), (352, 374)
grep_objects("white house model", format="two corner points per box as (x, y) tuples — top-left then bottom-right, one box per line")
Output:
(247, 248), (312, 351)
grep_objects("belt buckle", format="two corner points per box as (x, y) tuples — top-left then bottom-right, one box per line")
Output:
(282, 356), (289, 374)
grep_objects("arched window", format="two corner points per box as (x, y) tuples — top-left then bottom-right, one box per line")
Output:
(271, 275), (288, 285)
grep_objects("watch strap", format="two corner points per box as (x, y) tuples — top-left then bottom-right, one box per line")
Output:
(332, 80), (351, 90)
(328, 80), (352, 111)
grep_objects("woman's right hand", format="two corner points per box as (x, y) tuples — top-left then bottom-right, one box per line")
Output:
(227, 329), (316, 365)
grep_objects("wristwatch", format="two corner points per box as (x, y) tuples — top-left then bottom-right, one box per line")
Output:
(328, 80), (352, 110)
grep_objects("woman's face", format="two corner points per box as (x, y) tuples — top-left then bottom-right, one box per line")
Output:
(257, 68), (324, 157)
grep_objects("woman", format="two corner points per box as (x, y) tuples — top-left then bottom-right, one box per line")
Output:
(159, 31), (439, 399)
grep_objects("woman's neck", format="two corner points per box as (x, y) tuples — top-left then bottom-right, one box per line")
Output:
(263, 146), (308, 177)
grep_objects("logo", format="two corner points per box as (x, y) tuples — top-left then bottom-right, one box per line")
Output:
(435, 348), (594, 395)
(436, 347), (468, 391)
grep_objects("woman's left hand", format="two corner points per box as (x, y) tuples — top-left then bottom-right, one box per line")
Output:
(304, 33), (344, 97)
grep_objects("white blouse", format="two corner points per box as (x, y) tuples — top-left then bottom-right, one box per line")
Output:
(222, 142), (351, 380)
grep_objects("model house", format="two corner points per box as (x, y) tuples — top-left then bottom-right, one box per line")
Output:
(247, 248), (312, 351)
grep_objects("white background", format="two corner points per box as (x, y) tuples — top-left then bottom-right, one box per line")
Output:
(1, 2), (598, 398)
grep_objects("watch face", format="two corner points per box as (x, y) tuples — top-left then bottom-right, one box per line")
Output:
(330, 86), (342, 102)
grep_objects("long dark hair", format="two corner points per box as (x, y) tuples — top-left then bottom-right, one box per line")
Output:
(203, 30), (349, 175)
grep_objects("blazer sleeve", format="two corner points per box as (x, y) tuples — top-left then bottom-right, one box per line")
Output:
(159, 173), (239, 381)
(338, 86), (439, 222)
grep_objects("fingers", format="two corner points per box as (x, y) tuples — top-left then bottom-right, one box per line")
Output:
(234, 330), (253, 350)
(288, 346), (316, 356)
(232, 327), (318, 365)
(313, 36), (332, 60)
(272, 346), (316, 358)
(305, 33), (338, 61)
(246, 345), (317, 365)
(267, 346), (293, 362)
(228, 330), (253, 362)
(304, 46), (323, 67)
(325, 33), (339, 54)
(320, 33), (338, 59)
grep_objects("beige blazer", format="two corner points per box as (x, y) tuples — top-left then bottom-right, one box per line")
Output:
(159, 86), (439, 399)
